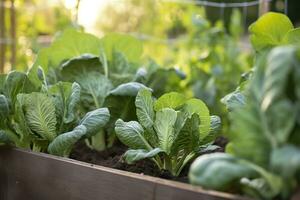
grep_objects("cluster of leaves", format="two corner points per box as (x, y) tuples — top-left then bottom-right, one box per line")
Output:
(115, 89), (221, 176)
(0, 70), (109, 157)
(27, 30), (185, 151)
(189, 13), (300, 200)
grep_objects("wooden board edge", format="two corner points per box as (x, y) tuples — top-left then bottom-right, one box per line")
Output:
(2, 147), (251, 200)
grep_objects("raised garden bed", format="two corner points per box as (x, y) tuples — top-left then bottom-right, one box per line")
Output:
(0, 147), (249, 200)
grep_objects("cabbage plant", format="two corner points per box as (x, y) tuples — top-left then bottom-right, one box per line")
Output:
(115, 89), (220, 176)
(0, 70), (110, 157)
(189, 13), (300, 200)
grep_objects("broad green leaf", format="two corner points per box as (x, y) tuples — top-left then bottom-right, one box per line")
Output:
(115, 119), (150, 150)
(24, 93), (57, 141)
(249, 12), (293, 51)
(59, 55), (113, 110)
(183, 98), (211, 139)
(262, 46), (297, 109)
(4, 71), (34, 105)
(190, 153), (282, 199)
(189, 153), (258, 191)
(221, 91), (246, 111)
(46, 29), (101, 67)
(60, 54), (103, 81)
(229, 96), (272, 167)
(77, 72), (113, 109)
(79, 108), (110, 137)
(154, 92), (186, 111)
(29, 30), (101, 87)
(48, 125), (87, 157)
(109, 82), (150, 97)
(0, 95), (9, 119)
(99, 33), (143, 63)
(143, 67), (185, 97)
(271, 145), (300, 179)
(285, 28), (300, 44)
(201, 115), (221, 145)
(123, 148), (163, 164)
(261, 47), (298, 144)
(154, 108), (177, 154)
(103, 83), (144, 136)
(135, 89), (155, 130)
(108, 51), (137, 85)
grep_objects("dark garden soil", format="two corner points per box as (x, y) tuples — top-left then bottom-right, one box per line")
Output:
(70, 136), (228, 183)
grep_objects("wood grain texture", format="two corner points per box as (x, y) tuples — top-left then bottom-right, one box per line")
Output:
(0, 148), (250, 200)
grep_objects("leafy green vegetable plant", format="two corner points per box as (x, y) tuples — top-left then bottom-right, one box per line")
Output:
(249, 12), (300, 51)
(0, 70), (110, 157)
(27, 29), (184, 151)
(115, 89), (220, 176)
(189, 13), (300, 200)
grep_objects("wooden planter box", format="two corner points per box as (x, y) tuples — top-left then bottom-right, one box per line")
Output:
(0, 147), (249, 200)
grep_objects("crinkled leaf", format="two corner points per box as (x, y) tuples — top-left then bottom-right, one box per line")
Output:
(154, 92), (186, 111)
(49, 82), (81, 129)
(23, 93), (57, 141)
(135, 89), (157, 146)
(78, 72), (113, 110)
(123, 148), (163, 164)
(154, 108), (177, 154)
(79, 108), (110, 137)
(115, 119), (150, 150)
(48, 125), (87, 157)
(65, 82), (81, 123)
(108, 51), (137, 85)
(135, 89), (155, 130)
(171, 114), (200, 155)
(14, 94), (36, 143)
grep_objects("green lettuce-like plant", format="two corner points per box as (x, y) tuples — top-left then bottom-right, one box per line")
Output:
(0, 70), (110, 157)
(27, 30), (185, 151)
(115, 89), (221, 176)
(189, 12), (300, 200)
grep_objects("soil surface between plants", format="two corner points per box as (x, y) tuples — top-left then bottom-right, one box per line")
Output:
(70, 136), (228, 183)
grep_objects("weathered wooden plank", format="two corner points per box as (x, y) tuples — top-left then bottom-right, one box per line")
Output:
(0, 148), (248, 200)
